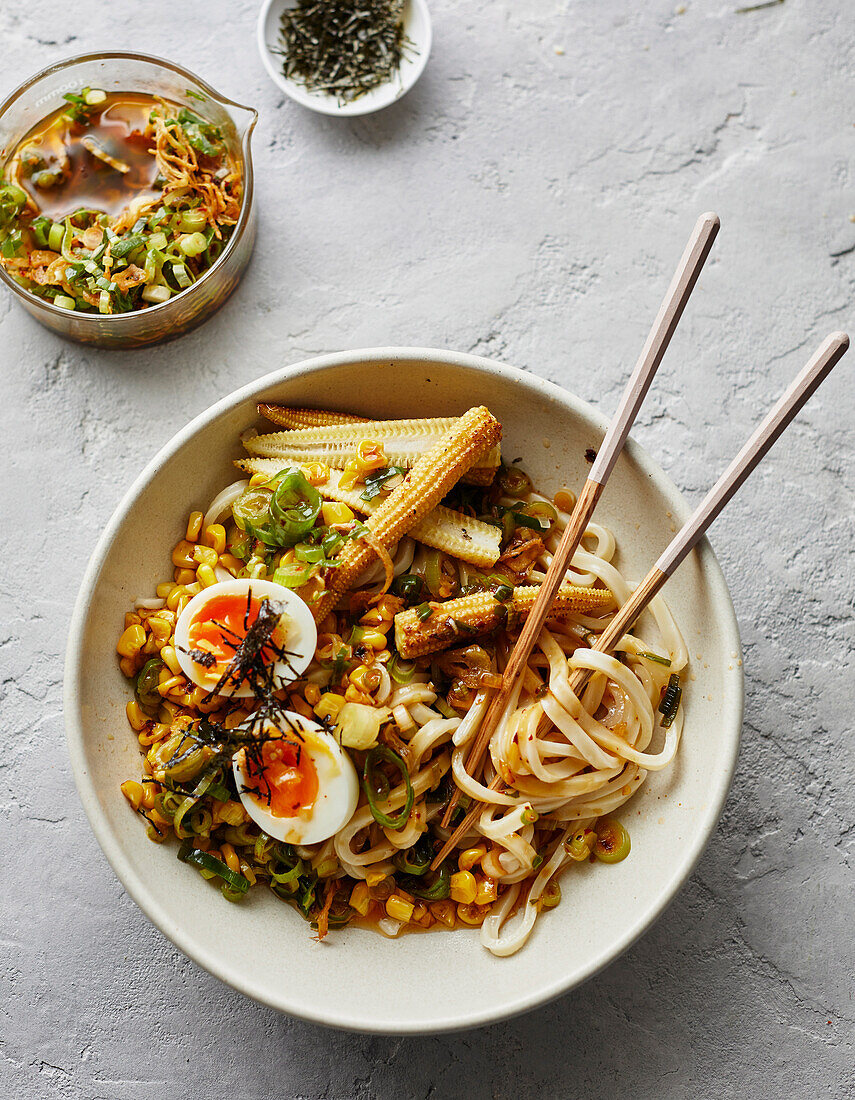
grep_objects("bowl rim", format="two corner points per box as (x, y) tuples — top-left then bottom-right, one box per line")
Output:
(256, 0), (433, 118)
(0, 49), (258, 326)
(64, 346), (743, 1033)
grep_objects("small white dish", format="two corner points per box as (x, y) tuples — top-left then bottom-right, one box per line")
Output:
(257, 0), (432, 117)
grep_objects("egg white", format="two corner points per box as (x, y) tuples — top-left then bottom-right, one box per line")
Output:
(233, 713), (359, 845)
(173, 578), (317, 697)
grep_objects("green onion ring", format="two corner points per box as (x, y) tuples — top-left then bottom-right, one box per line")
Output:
(362, 745), (414, 830)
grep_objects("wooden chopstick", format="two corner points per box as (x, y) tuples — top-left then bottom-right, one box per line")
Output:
(439, 212), (720, 830)
(433, 330), (849, 867)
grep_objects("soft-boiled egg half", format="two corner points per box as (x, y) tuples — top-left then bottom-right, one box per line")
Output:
(173, 578), (317, 697)
(233, 713), (359, 845)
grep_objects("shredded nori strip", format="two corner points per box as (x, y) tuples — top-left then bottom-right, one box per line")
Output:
(277, 0), (416, 103)
(187, 647), (216, 669)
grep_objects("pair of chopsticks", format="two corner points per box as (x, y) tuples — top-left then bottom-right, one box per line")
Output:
(432, 213), (849, 868)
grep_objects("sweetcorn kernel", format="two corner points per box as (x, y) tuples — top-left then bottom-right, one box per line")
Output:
(321, 501), (356, 526)
(196, 564), (218, 588)
(449, 870), (477, 904)
(456, 902), (490, 925)
(171, 540), (197, 568)
(160, 646), (182, 677)
(300, 462), (330, 486)
(220, 843), (240, 875)
(475, 876), (498, 905)
(338, 460), (360, 492)
(431, 900), (456, 927)
(458, 846), (487, 872)
(385, 895), (415, 923)
(117, 625), (146, 658)
(349, 881), (371, 916)
(355, 439), (387, 473)
(126, 701), (148, 731)
(202, 524), (226, 554)
(186, 511), (204, 541)
(192, 544), (218, 568)
(147, 615), (172, 645)
(120, 780), (144, 811)
(218, 553), (243, 577)
(314, 692), (345, 722)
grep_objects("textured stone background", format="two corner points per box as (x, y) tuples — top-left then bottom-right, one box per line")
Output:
(1, 0), (853, 1096)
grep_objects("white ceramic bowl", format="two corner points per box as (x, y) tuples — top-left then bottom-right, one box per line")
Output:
(257, 0), (432, 117)
(65, 348), (743, 1034)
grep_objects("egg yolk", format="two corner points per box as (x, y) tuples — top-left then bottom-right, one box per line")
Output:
(187, 593), (272, 671)
(244, 738), (319, 818)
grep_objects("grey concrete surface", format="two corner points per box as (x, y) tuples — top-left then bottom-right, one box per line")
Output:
(1, 1), (853, 1097)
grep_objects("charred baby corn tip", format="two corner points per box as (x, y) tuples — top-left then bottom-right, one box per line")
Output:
(394, 583), (613, 659)
(257, 404), (368, 429)
(311, 406), (502, 623)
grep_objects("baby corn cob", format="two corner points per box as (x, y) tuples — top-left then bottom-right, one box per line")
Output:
(235, 458), (502, 567)
(257, 404), (367, 430)
(311, 406), (502, 623)
(395, 584), (614, 659)
(243, 416), (501, 486)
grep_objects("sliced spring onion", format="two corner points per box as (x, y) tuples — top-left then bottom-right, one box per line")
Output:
(414, 602), (433, 622)
(393, 573), (428, 605)
(31, 216), (51, 248)
(360, 465), (406, 502)
(45, 222), (64, 251)
(521, 500), (558, 529)
(294, 542), (326, 564)
(178, 231), (208, 257)
(232, 485), (272, 530)
(111, 233), (146, 258)
(135, 657), (164, 715)
(504, 509), (545, 533)
(271, 560), (313, 588)
(147, 231), (168, 251)
(388, 653), (416, 684)
(399, 863), (450, 900)
(60, 218), (76, 261)
(638, 650), (672, 667)
(98, 290), (111, 314)
(362, 745), (414, 830)
(177, 840), (250, 899)
(498, 466), (533, 498)
(270, 470), (322, 544)
(178, 208), (208, 234)
(424, 549), (443, 597)
(141, 284), (171, 304)
(392, 834), (432, 875)
(54, 295), (76, 310)
(171, 262), (192, 289)
(658, 672), (682, 727)
(593, 819), (631, 863)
